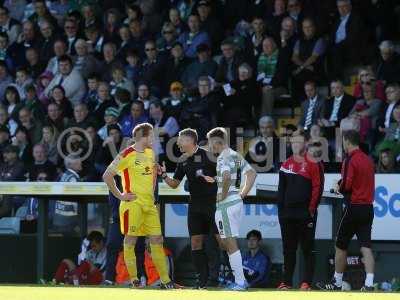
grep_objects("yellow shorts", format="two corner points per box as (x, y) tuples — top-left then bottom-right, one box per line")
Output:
(119, 199), (161, 236)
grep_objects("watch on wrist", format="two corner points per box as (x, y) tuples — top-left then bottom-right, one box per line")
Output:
(162, 172), (168, 179)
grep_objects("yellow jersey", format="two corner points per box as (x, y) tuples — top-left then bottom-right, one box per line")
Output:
(111, 146), (156, 205)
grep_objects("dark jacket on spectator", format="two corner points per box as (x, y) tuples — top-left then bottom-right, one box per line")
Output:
(298, 95), (325, 129)
(322, 94), (355, 126)
(215, 54), (245, 84)
(376, 53), (400, 85)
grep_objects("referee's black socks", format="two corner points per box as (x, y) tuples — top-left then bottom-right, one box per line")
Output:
(192, 249), (209, 287)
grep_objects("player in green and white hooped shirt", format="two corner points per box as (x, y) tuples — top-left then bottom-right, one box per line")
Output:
(205, 127), (257, 291)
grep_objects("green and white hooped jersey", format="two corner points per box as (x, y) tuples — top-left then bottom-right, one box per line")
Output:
(216, 147), (253, 203)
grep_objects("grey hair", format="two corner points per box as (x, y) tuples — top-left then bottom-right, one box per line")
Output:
(238, 63), (253, 77)
(64, 154), (80, 168)
(259, 116), (275, 127)
(379, 40), (394, 52)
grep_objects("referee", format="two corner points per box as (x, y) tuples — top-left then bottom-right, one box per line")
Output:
(317, 130), (375, 292)
(277, 131), (324, 290)
(160, 128), (219, 289)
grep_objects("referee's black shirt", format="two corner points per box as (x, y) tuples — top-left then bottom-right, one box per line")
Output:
(173, 147), (217, 212)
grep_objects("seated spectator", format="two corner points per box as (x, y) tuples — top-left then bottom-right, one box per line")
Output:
(178, 14), (211, 59)
(97, 107), (120, 141)
(265, 0), (287, 37)
(0, 6), (21, 44)
(156, 22), (178, 55)
(257, 37), (290, 116)
(162, 81), (186, 122)
(114, 88), (132, 118)
(247, 17), (269, 58)
(0, 105), (17, 136)
(318, 80), (355, 139)
(242, 230), (270, 288)
(216, 39), (245, 85)
(38, 19), (57, 63)
(104, 8), (121, 43)
(45, 55), (86, 105)
(3, 0), (25, 22)
(287, 0), (305, 29)
(376, 148), (399, 173)
(136, 82), (158, 114)
(84, 23), (106, 60)
(52, 231), (107, 285)
(221, 63), (259, 132)
(384, 106), (400, 142)
(95, 124), (123, 174)
(197, 0), (223, 52)
(67, 102), (97, 129)
(328, 0), (365, 79)
(28, 143), (56, 181)
(92, 82), (117, 121)
(168, 7), (186, 36)
(25, 47), (46, 80)
(28, 0), (58, 31)
(40, 125), (59, 166)
(46, 39), (68, 76)
(123, 3), (143, 26)
(4, 85), (23, 122)
(81, 3), (100, 28)
(49, 85), (73, 119)
(278, 16), (297, 54)
(375, 40), (400, 85)
(246, 116), (280, 173)
(298, 81), (325, 131)
(18, 107), (43, 144)
(291, 18), (326, 99)
(14, 66), (33, 100)
(53, 155), (82, 233)
(73, 39), (99, 80)
(164, 42), (190, 91)
(377, 84), (400, 136)
(110, 65), (134, 99)
(0, 32), (15, 72)
(63, 17), (81, 56)
(84, 73), (100, 107)
(180, 76), (216, 141)
(352, 67), (385, 101)
(181, 43), (217, 92)
(24, 84), (45, 120)
(12, 126), (32, 165)
(117, 24), (133, 60)
(128, 19), (147, 58)
(124, 49), (141, 86)
(120, 101), (149, 138)
(36, 71), (53, 106)
(149, 100), (179, 170)
(0, 61), (13, 102)
(98, 42), (123, 82)
(45, 103), (68, 133)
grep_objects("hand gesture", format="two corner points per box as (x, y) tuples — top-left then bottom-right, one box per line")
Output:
(157, 161), (167, 175)
(119, 192), (136, 202)
(202, 176), (216, 183)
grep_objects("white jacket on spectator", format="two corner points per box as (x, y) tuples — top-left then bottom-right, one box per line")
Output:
(45, 69), (86, 105)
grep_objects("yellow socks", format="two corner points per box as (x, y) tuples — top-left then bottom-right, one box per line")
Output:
(124, 243), (138, 282)
(150, 244), (171, 284)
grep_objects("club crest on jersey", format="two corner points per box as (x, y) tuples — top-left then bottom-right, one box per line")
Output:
(142, 166), (152, 175)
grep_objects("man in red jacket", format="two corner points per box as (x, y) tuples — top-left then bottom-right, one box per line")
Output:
(277, 131), (324, 290)
(317, 130), (375, 292)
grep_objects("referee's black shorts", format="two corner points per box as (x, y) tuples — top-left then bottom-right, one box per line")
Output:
(336, 204), (374, 250)
(188, 208), (218, 236)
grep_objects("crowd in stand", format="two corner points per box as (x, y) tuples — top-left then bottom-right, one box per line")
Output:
(0, 0), (400, 219)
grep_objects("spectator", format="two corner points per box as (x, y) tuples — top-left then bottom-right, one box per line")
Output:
(0, 32), (15, 72)
(0, 6), (21, 44)
(28, 0), (58, 30)
(377, 84), (400, 134)
(49, 85), (73, 119)
(40, 125), (59, 165)
(124, 49), (141, 86)
(176, 0), (196, 23)
(4, 85), (23, 122)
(81, 3), (99, 28)
(99, 42), (122, 82)
(246, 116), (280, 173)
(286, 0), (305, 29)
(384, 106), (400, 142)
(73, 39), (99, 79)
(181, 43), (217, 91)
(84, 23), (106, 60)
(25, 47), (46, 80)
(376, 148), (399, 173)
(46, 39), (68, 76)
(140, 40), (166, 97)
(92, 82), (117, 122)
(197, 0), (223, 52)
(38, 19), (56, 63)
(0, 61), (13, 102)
(328, 0), (365, 79)
(12, 126), (32, 165)
(242, 230), (270, 288)
(110, 65), (134, 99)
(28, 142), (56, 181)
(265, 0), (287, 36)
(117, 24), (132, 60)
(180, 76), (216, 141)
(376, 41), (400, 85)
(24, 84), (45, 120)
(14, 67), (33, 100)
(120, 101), (148, 138)
(84, 73), (100, 107)
(257, 37), (290, 116)
(278, 17), (297, 53)
(104, 8), (121, 43)
(97, 107), (120, 141)
(45, 102), (68, 133)
(95, 124), (123, 174)
(247, 17), (269, 58)
(53, 154), (82, 233)
(352, 67), (386, 101)
(149, 100), (179, 168)
(3, 0), (26, 22)
(318, 80), (355, 135)
(63, 17), (80, 56)
(45, 55), (86, 105)
(298, 81), (325, 131)
(168, 7), (186, 36)
(52, 231), (107, 285)
(113, 88), (131, 118)
(291, 18), (326, 98)
(215, 39), (244, 84)
(178, 14), (211, 59)
(156, 22), (177, 55)
(164, 42), (190, 90)
(67, 102), (96, 129)
(162, 81), (186, 122)
(136, 82), (158, 114)
(0, 105), (17, 136)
